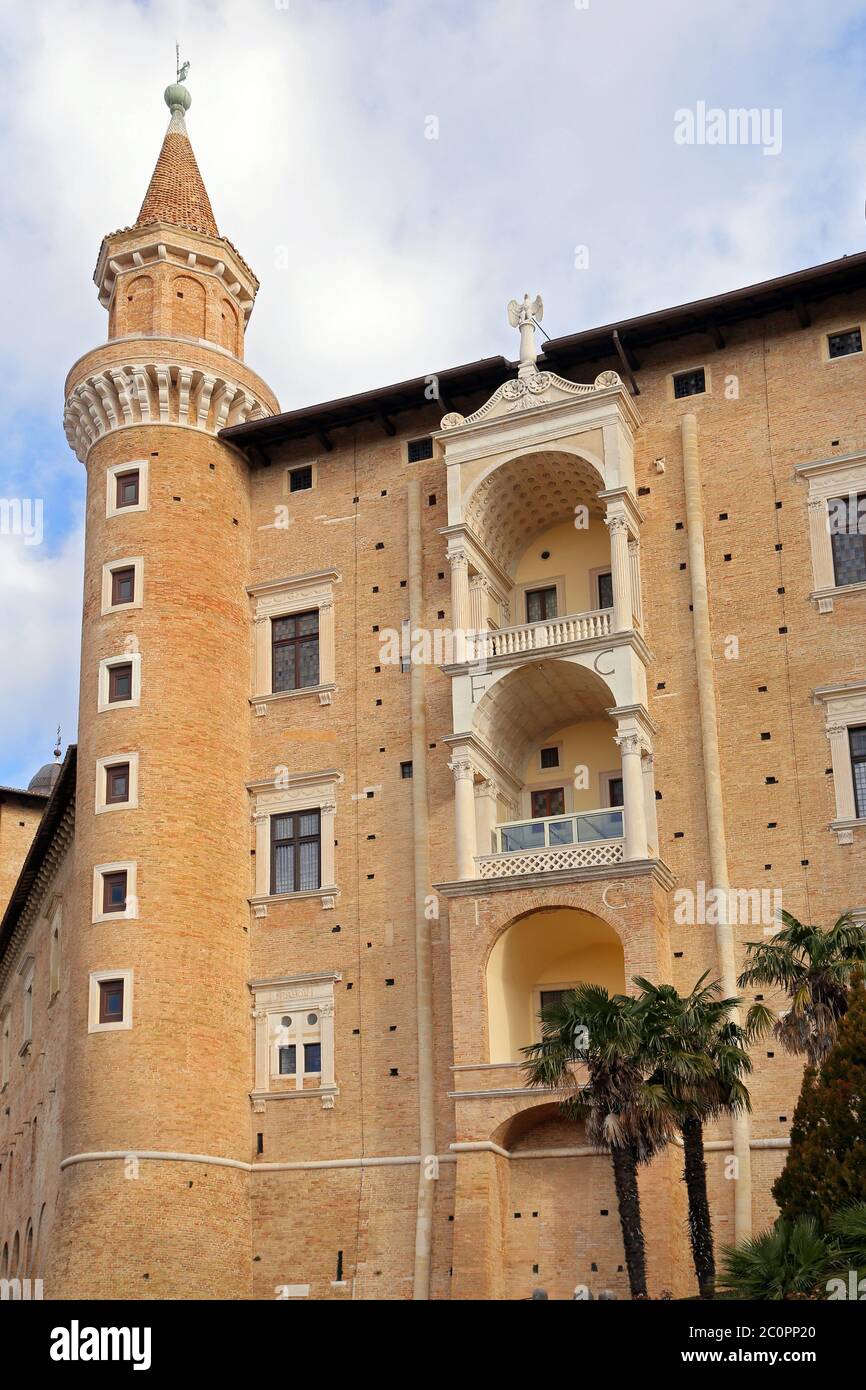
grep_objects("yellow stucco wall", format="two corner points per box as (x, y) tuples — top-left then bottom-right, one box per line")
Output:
(513, 517), (611, 618)
(519, 717), (619, 818)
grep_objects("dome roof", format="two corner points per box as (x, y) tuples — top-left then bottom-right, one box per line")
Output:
(28, 761), (61, 794)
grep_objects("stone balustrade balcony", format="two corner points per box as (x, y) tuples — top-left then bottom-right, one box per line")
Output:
(465, 608), (613, 665)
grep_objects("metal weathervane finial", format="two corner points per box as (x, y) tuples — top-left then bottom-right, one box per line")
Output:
(176, 42), (190, 85)
(54, 725), (62, 761)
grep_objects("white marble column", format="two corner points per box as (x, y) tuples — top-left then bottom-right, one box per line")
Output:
(615, 727), (648, 860)
(474, 778), (499, 858)
(449, 754), (477, 879)
(468, 575), (486, 633)
(449, 549), (470, 630)
(606, 511), (633, 631)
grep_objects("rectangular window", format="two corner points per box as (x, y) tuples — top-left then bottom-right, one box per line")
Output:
(102, 870), (128, 914)
(304, 1042), (322, 1074)
(607, 776), (624, 808)
(278, 1044), (297, 1075)
(270, 811), (321, 894)
(108, 662), (133, 703)
(539, 988), (569, 1011)
(597, 571), (614, 609)
(540, 746), (560, 770)
(272, 610), (319, 692)
(525, 586), (558, 623)
(828, 328), (863, 359)
(115, 470), (140, 508)
(105, 762), (130, 804)
(829, 493), (866, 587)
(23, 976), (33, 1047)
(407, 437), (433, 463)
(850, 727), (866, 818)
(531, 787), (565, 818)
(673, 367), (706, 399)
(400, 761), (413, 779)
(98, 979), (125, 1025)
(111, 566), (136, 606)
(289, 465), (313, 493)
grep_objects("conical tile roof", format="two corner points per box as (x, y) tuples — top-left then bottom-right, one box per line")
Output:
(135, 91), (218, 238)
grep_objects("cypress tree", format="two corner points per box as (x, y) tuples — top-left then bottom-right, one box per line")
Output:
(773, 983), (866, 1227)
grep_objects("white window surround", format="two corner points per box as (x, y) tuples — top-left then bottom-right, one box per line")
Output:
(814, 680), (866, 842)
(106, 459), (149, 518)
(537, 742), (563, 773)
(821, 320), (865, 364)
(513, 574), (567, 625)
(88, 969), (134, 1034)
(796, 452), (866, 611)
(248, 769), (341, 910)
(250, 971), (340, 1108)
(100, 556), (143, 616)
(19, 956), (35, 1055)
(248, 569), (340, 708)
(48, 902), (62, 1001)
(0, 1004), (10, 1089)
(285, 461), (317, 494)
(599, 769), (624, 807)
(97, 651), (142, 713)
(95, 752), (140, 814)
(91, 860), (139, 924)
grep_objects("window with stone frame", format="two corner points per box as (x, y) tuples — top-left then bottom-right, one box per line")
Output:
(828, 492), (866, 587)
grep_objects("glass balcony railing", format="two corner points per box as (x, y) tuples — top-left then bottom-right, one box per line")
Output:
(496, 807), (624, 854)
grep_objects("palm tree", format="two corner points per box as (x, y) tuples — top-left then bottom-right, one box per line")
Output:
(635, 975), (752, 1298)
(718, 1216), (833, 1300)
(522, 984), (678, 1298)
(738, 911), (866, 1066)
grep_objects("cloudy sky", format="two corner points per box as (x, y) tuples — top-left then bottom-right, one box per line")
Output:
(1, 0), (864, 787)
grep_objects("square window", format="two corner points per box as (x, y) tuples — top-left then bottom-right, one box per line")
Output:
(289, 465), (313, 493)
(102, 870), (128, 914)
(407, 437), (433, 463)
(116, 470), (140, 508)
(105, 762), (130, 804)
(540, 746), (560, 770)
(98, 979), (125, 1024)
(673, 367), (706, 399)
(525, 586), (558, 623)
(828, 328), (863, 359)
(108, 663), (133, 703)
(531, 787), (565, 818)
(111, 566), (136, 606)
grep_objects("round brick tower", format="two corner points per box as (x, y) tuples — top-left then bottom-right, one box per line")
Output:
(54, 79), (277, 1299)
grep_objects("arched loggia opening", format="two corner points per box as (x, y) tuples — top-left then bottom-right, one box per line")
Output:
(486, 905), (626, 1063)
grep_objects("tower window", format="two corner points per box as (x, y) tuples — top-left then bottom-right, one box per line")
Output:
(98, 979), (125, 1025)
(828, 328), (863, 359)
(105, 762), (130, 805)
(407, 437), (433, 463)
(270, 810), (321, 894)
(272, 610), (319, 692)
(111, 566), (136, 606)
(108, 663), (133, 703)
(673, 367), (706, 399)
(115, 470), (140, 508)
(289, 465), (313, 493)
(101, 870), (128, 914)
